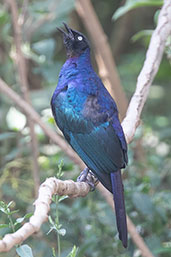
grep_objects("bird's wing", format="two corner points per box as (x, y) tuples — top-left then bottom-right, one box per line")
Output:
(51, 80), (127, 191)
(68, 120), (125, 172)
(64, 121), (124, 192)
(60, 91), (127, 191)
(64, 92), (128, 245)
(77, 89), (128, 166)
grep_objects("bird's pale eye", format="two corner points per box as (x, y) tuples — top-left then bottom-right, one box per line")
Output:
(77, 36), (83, 41)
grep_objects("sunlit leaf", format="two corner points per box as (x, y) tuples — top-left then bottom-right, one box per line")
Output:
(15, 213), (33, 225)
(131, 30), (153, 42)
(7, 210), (19, 215)
(58, 228), (66, 236)
(7, 201), (14, 208)
(16, 244), (34, 257)
(113, 0), (163, 20)
(0, 224), (9, 229)
(66, 245), (78, 257)
(6, 107), (26, 131)
(58, 195), (68, 202)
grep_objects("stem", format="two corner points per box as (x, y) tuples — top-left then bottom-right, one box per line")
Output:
(57, 231), (60, 257)
(8, 215), (15, 233)
(55, 195), (61, 257)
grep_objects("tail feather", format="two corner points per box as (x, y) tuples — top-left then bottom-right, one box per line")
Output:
(111, 170), (128, 248)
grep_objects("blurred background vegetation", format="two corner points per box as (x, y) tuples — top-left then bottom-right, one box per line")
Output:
(0, 0), (171, 256)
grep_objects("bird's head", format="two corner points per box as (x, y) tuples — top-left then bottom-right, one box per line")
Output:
(57, 23), (90, 58)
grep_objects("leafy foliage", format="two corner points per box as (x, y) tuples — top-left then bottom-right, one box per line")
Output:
(0, 0), (171, 256)
(16, 245), (34, 257)
(112, 0), (163, 20)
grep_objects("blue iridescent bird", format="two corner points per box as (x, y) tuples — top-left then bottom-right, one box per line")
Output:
(51, 23), (128, 248)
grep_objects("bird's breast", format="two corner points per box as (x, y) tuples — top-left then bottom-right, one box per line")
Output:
(52, 86), (91, 133)
(56, 85), (81, 110)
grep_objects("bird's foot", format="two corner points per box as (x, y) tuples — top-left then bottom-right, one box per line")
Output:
(77, 167), (99, 191)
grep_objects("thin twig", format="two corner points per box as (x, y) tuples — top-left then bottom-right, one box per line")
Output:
(0, 78), (84, 169)
(26, 13), (55, 41)
(76, 0), (128, 119)
(25, 0), (58, 40)
(7, 0), (40, 195)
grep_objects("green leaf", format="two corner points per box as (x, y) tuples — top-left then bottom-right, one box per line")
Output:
(52, 247), (56, 257)
(32, 39), (56, 61)
(58, 195), (68, 202)
(22, 43), (45, 64)
(16, 244), (34, 257)
(67, 245), (78, 257)
(6, 107), (26, 131)
(24, 213), (33, 219)
(154, 9), (160, 24)
(7, 210), (19, 215)
(15, 213), (33, 225)
(48, 215), (55, 226)
(154, 246), (171, 254)
(0, 201), (18, 215)
(58, 228), (66, 236)
(46, 227), (54, 235)
(57, 160), (64, 178)
(7, 201), (14, 208)
(131, 30), (153, 42)
(15, 217), (25, 224)
(0, 8), (9, 25)
(0, 224), (9, 229)
(113, 0), (163, 20)
(0, 201), (8, 214)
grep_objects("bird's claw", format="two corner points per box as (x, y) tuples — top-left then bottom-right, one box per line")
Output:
(77, 167), (99, 191)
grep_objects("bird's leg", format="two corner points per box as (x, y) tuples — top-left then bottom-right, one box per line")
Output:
(77, 167), (89, 182)
(77, 167), (99, 191)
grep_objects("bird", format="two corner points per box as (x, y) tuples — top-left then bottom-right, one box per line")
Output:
(51, 23), (128, 248)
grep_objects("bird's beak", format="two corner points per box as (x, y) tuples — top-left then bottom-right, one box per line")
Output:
(57, 23), (74, 40)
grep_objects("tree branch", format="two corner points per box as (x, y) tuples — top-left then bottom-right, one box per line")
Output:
(0, 178), (90, 252)
(7, 0), (40, 195)
(122, 0), (171, 144)
(0, 77), (84, 169)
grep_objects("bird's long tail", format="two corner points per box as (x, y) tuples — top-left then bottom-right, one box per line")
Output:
(111, 170), (127, 248)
